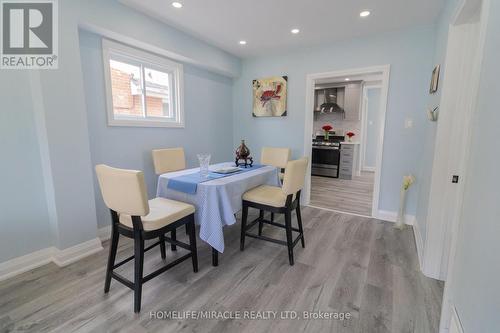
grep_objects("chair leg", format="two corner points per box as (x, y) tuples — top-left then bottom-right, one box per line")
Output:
(159, 234), (166, 259)
(296, 205), (305, 248)
(258, 210), (264, 236)
(133, 234), (144, 313)
(284, 210), (294, 266)
(185, 224), (189, 235)
(240, 204), (249, 251)
(104, 224), (119, 293)
(170, 229), (177, 251)
(271, 212), (275, 223)
(187, 216), (198, 273)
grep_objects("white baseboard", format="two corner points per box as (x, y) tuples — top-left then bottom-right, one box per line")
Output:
(0, 247), (54, 282)
(98, 225), (112, 242)
(52, 238), (103, 267)
(448, 306), (464, 333)
(375, 210), (415, 225)
(413, 218), (424, 270)
(0, 238), (104, 282)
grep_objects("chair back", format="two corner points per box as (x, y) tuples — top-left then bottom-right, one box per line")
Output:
(152, 148), (186, 175)
(261, 147), (291, 169)
(95, 164), (149, 216)
(282, 158), (309, 196)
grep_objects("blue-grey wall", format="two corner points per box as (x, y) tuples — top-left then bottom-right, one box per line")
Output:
(415, 0), (459, 247)
(0, 72), (52, 261)
(79, 30), (235, 228)
(233, 26), (436, 214)
(448, 2), (500, 331)
(0, 0), (240, 264)
(365, 88), (382, 169)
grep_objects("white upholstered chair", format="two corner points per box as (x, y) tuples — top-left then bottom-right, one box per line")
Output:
(240, 158), (308, 265)
(260, 147), (291, 181)
(95, 164), (198, 313)
(152, 147), (186, 175)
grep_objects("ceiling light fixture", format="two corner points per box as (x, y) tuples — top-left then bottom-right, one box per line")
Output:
(239, 40), (247, 45)
(345, 78), (350, 81)
(172, 2), (183, 9)
(360, 10), (371, 17)
(291, 28), (300, 34)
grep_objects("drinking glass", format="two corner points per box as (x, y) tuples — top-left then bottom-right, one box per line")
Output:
(197, 153), (211, 178)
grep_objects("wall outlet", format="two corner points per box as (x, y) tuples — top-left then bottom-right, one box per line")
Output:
(405, 118), (413, 128)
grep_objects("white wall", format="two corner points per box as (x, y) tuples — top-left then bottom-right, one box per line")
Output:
(233, 26), (436, 215)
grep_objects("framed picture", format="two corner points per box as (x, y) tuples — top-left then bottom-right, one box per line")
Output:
(430, 65), (440, 94)
(252, 76), (288, 117)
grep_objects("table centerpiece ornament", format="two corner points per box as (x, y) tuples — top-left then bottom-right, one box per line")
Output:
(235, 140), (253, 168)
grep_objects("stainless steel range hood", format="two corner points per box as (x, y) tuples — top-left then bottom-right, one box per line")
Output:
(318, 88), (344, 113)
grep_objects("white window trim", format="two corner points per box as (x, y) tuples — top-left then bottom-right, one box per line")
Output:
(102, 39), (184, 128)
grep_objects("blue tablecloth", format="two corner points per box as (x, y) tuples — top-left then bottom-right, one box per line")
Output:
(157, 162), (280, 253)
(167, 164), (266, 194)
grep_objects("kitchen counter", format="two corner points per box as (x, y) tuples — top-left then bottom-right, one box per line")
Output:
(340, 141), (360, 145)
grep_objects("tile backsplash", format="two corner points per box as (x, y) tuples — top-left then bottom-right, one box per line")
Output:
(313, 112), (360, 139)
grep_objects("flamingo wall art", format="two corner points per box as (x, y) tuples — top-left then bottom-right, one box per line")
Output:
(252, 76), (288, 117)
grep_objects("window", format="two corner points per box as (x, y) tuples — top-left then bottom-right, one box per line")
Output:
(102, 39), (184, 127)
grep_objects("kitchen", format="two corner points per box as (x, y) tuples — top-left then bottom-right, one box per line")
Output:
(309, 76), (380, 217)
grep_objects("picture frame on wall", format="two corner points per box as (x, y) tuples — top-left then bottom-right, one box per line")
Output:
(252, 76), (288, 117)
(430, 65), (440, 94)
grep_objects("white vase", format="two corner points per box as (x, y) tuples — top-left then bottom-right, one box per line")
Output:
(395, 189), (407, 229)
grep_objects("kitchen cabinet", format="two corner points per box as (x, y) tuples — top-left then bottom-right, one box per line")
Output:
(343, 84), (361, 120)
(339, 143), (359, 179)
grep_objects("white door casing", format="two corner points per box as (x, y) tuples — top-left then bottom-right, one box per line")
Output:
(436, 0), (489, 332)
(302, 65), (390, 219)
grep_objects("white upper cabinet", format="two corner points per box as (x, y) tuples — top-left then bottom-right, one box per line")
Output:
(344, 83), (361, 120)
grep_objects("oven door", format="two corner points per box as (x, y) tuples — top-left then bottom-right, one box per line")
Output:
(311, 147), (340, 177)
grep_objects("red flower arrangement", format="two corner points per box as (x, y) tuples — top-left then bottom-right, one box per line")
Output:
(322, 124), (333, 140)
(346, 131), (355, 142)
(322, 124), (333, 132)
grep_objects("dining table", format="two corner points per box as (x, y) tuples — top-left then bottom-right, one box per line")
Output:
(156, 162), (281, 266)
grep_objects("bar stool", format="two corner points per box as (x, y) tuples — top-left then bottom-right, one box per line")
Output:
(95, 164), (198, 313)
(240, 158), (308, 265)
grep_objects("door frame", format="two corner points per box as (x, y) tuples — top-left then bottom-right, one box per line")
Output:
(302, 65), (391, 218)
(438, 0), (490, 331)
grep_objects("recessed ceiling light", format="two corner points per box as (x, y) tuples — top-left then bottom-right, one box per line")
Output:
(291, 28), (300, 34)
(239, 40), (247, 45)
(172, 2), (183, 9)
(345, 78), (350, 81)
(360, 10), (371, 17)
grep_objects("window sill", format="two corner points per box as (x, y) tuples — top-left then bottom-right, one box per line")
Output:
(107, 118), (185, 128)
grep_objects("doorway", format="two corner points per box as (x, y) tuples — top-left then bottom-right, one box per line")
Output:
(303, 66), (390, 218)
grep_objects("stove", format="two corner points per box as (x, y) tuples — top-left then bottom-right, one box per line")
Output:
(312, 141), (340, 149)
(311, 136), (343, 178)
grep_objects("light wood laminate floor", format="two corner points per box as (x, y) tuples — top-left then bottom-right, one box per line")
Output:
(0, 207), (443, 333)
(310, 172), (375, 216)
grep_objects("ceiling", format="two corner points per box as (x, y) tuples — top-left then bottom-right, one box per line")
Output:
(119, 0), (445, 58)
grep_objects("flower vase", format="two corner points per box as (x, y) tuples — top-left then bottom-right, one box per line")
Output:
(324, 132), (330, 141)
(395, 188), (408, 229)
